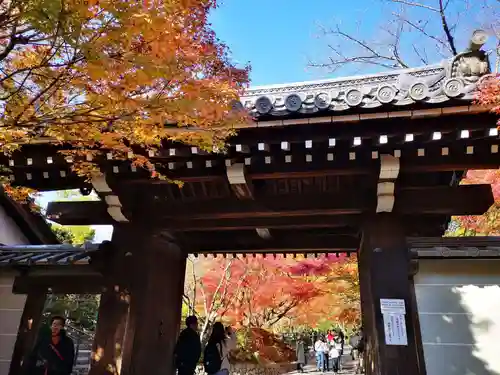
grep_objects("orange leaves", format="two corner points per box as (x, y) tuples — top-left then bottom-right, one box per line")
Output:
(1, 0), (250, 198)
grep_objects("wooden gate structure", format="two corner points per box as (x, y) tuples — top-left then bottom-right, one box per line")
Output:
(1, 31), (500, 375)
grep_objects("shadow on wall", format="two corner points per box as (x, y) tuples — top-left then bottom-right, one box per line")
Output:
(415, 261), (500, 375)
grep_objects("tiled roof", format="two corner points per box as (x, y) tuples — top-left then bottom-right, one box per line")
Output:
(238, 35), (491, 118)
(0, 250), (91, 266)
(0, 244), (99, 267)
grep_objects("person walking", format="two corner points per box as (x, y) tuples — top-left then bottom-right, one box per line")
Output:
(334, 337), (343, 372)
(295, 338), (306, 373)
(24, 315), (75, 375)
(355, 328), (365, 374)
(203, 323), (236, 375)
(328, 345), (340, 374)
(349, 330), (361, 362)
(337, 329), (345, 357)
(320, 337), (330, 372)
(314, 337), (325, 372)
(175, 316), (202, 375)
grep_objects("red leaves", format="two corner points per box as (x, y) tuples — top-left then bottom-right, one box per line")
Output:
(476, 74), (500, 126)
(454, 169), (500, 235)
(288, 254), (347, 276)
(193, 254), (360, 329)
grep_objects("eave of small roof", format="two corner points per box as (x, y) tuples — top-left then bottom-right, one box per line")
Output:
(238, 49), (491, 118)
(0, 192), (59, 246)
(0, 191), (73, 267)
(0, 249), (91, 267)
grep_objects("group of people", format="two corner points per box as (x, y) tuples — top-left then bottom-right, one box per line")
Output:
(175, 315), (236, 375)
(313, 330), (345, 374)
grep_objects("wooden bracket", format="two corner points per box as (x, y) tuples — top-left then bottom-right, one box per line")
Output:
(226, 163), (254, 200)
(376, 154), (400, 213)
(91, 174), (129, 222)
(226, 164), (273, 240)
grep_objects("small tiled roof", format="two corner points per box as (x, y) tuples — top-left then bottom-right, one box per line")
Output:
(0, 248), (92, 266)
(0, 191), (91, 267)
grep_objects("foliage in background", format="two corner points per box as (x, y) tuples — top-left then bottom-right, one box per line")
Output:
(50, 224), (95, 244)
(42, 220), (98, 331)
(184, 254), (360, 344)
(447, 169), (500, 235)
(477, 74), (500, 125)
(288, 254), (360, 329)
(0, 0), (249, 201)
(231, 328), (297, 365)
(43, 294), (100, 332)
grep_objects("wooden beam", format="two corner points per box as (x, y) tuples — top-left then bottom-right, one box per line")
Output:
(393, 184), (493, 215)
(170, 215), (362, 231)
(46, 184), (492, 227)
(185, 234), (360, 253)
(13, 274), (105, 294)
(149, 184), (492, 218)
(46, 201), (113, 226)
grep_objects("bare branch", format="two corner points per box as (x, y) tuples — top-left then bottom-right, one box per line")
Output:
(438, 0), (457, 54)
(388, 0), (439, 12)
(311, 0), (497, 75)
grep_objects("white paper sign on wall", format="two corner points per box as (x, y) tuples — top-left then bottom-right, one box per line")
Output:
(380, 298), (408, 346)
(380, 298), (406, 314)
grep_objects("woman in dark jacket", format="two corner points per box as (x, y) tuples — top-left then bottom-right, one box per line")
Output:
(25, 316), (75, 375)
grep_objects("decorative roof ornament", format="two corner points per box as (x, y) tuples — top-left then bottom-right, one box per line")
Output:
(240, 30), (491, 118)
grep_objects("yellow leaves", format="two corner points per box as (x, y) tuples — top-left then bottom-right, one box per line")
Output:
(1, 181), (37, 203)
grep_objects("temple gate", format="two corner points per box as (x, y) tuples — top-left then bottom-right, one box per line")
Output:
(0, 31), (499, 375)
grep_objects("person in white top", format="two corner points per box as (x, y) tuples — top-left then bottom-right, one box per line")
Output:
(329, 346), (340, 373)
(314, 337), (330, 372)
(314, 338), (325, 371)
(204, 322), (236, 375)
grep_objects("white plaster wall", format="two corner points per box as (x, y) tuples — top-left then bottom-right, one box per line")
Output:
(0, 205), (30, 375)
(0, 205), (29, 245)
(415, 259), (500, 375)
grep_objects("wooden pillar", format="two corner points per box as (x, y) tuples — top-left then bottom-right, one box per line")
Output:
(9, 287), (47, 375)
(358, 214), (423, 375)
(89, 225), (187, 375)
(89, 287), (130, 375)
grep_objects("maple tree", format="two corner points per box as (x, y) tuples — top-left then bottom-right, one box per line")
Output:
(184, 255), (328, 341)
(287, 254), (360, 328)
(184, 252), (360, 344)
(0, 0), (249, 200)
(448, 169), (500, 236)
(226, 255), (321, 329)
(184, 256), (248, 343)
(477, 74), (500, 126)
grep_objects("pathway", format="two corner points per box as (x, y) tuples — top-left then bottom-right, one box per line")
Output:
(285, 353), (358, 375)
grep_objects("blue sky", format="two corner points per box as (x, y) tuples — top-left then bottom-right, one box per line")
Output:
(209, 0), (384, 85)
(209, 0), (498, 86)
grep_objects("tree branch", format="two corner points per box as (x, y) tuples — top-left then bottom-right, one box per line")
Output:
(438, 0), (457, 54)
